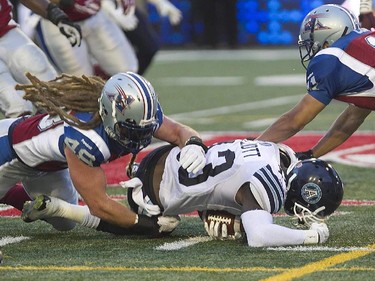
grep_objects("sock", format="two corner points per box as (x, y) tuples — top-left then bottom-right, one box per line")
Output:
(0, 184), (32, 211)
(52, 199), (100, 229)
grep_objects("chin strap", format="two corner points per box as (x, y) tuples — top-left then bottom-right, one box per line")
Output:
(292, 203), (326, 227)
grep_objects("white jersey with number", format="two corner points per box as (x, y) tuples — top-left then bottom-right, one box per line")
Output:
(159, 139), (287, 216)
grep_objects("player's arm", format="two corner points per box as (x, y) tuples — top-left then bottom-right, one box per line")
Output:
(239, 185), (328, 247)
(154, 116), (207, 173)
(311, 104), (371, 157)
(64, 146), (138, 227)
(256, 94), (326, 143)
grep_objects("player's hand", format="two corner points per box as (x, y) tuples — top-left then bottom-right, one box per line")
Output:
(204, 217), (242, 240)
(149, 0), (182, 25)
(180, 144), (206, 174)
(102, 0), (138, 31)
(135, 214), (180, 237)
(57, 20), (82, 47)
(46, 3), (82, 47)
(310, 222), (329, 243)
(157, 215), (181, 233)
(295, 149), (314, 160)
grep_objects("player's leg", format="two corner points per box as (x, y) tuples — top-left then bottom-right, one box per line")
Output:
(124, 8), (160, 75)
(35, 18), (92, 75)
(88, 11), (138, 75)
(0, 60), (32, 117)
(22, 169), (80, 231)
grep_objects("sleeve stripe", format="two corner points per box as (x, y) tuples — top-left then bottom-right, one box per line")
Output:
(253, 164), (284, 213)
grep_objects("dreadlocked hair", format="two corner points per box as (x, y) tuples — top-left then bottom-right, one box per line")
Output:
(16, 72), (105, 130)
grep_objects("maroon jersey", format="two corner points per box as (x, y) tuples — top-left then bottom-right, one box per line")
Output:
(60, 0), (101, 21)
(0, 0), (17, 37)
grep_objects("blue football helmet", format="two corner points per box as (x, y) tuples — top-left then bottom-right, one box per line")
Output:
(99, 72), (159, 154)
(285, 159), (344, 225)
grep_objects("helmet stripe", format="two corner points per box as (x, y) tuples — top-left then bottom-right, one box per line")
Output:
(127, 72), (154, 121)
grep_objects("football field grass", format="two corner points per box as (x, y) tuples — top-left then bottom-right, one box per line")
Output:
(1, 48), (374, 280)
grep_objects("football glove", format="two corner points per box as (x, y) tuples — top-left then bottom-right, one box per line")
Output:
(148, 0), (182, 25)
(180, 144), (206, 174)
(102, 0), (138, 31)
(295, 149), (314, 160)
(310, 222), (329, 243)
(46, 3), (82, 47)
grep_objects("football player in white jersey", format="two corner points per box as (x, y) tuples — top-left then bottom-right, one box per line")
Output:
(0, 71), (206, 236)
(0, 0), (81, 117)
(22, 139), (344, 246)
(257, 4), (375, 159)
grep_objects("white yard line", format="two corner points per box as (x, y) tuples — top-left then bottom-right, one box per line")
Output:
(155, 236), (212, 251)
(267, 246), (375, 252)
(0, 236), (30, 247)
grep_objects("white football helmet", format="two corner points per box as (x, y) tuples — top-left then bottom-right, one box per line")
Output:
(99, 72), (159, 154)
(298, 4), (361, 68)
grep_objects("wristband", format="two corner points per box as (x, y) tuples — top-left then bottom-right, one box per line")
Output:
(47, 3), (68, 25)
(303, 230), (319, 244)
(185, 136), (208, 153)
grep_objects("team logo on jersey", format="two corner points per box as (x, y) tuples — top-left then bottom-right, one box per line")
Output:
(301, 183), (322, 204)
(114, 84), (135, 112)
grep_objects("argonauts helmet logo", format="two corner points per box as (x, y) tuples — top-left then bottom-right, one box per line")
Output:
(301, 183), (322, 204)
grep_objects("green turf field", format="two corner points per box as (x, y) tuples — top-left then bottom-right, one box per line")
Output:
(1, 48), (374, 281)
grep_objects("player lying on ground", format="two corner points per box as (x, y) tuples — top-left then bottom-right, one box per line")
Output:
(22, 139), (344, 246)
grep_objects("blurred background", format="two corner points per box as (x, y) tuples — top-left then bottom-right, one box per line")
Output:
(145, 0), (343, 48)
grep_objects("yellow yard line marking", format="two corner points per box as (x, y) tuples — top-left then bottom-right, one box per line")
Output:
(0, 265), (374, 273)
(261, 243), (375, 281)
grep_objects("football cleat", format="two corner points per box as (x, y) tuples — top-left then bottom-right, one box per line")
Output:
(22, 195), (58, 222)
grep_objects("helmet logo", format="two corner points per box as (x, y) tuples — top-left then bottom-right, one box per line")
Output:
(114, 84), (135, 112)
(301, 183), (322, 204)
(304, 14), (331, 33)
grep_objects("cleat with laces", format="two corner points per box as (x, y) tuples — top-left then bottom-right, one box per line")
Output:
(22, 195), (59, 222)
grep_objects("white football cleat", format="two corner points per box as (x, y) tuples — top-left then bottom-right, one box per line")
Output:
(22, 194), (60, 222)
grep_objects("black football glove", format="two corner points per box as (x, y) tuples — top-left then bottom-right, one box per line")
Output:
(46, 3), (82, 47)
(295, 149), (314, 160)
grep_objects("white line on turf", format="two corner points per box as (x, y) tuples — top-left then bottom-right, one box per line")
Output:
(0, 236), (30, 247)
(155, 236), (212, 251)
(267, 246), (375, 252)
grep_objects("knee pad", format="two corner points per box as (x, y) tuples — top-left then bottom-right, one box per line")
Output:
(8, 43), (57, 83)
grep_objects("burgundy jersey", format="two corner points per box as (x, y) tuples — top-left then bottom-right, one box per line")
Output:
(0, 0), (17, 37)
(60, 0), (101, 21)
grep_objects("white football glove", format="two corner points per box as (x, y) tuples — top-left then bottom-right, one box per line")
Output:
(310, 222), (329, 244)
(360, 0), (373, 14)
(102, 0), (139, 31)
(179, 144), (206, 174)
(157, 215), (181, 233)
(204, 217), (242, 240)
(148, 0), (182, 25)
(57, 20), (82, 47)
(120, 177), (161, 216)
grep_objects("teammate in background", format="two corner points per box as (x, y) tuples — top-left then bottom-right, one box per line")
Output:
(34, 0), (138, 76)
(22, 139), (344, 246)
(0, 72), (206, 236)
(100, 0), (182, 75)
(342, 0), (375, 29)
(0, 0), (81, 117)
(256, 4), (375, 159)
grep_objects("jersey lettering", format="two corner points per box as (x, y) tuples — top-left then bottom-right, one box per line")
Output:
(365, 35), (375, 48)
(65, 136), (96, 166)
(178, 149), (235, 186)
